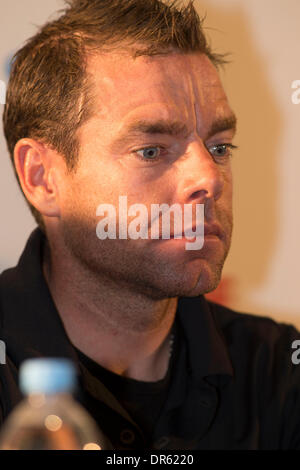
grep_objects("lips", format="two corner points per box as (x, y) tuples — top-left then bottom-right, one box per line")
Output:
(203, 223), (224, 240)
(170, 223), (224, 240)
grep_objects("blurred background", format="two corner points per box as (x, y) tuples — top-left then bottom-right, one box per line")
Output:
(0, 0), (299, 326)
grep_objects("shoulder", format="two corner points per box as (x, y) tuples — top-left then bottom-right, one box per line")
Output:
(207, 301), (300, 448)
(0, 228), (45, 329)
(208, 299), (300, 352)
(0, 265), (18, 338)
(0, 266), (22, 427)
(0, 265), (23, 331)
(206, 300), (300, 390)
(208, 300), (300, 406)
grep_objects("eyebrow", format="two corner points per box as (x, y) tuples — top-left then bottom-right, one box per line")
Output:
(121, 120), (190, 138)
(111, 114), (237, 148)
(206, 115), (237, 139)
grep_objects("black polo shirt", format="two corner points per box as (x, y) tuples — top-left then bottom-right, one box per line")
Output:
(1, 228), (300, 449)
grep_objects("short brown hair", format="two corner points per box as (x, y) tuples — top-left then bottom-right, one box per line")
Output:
(3, 0), (227, 233)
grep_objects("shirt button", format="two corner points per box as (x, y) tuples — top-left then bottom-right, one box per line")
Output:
(199, 399), (212, 407)
(120, 429), (136, 445)
(154, 436), (170, 449)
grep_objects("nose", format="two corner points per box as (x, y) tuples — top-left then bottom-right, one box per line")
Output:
(176, 140), (224, 204)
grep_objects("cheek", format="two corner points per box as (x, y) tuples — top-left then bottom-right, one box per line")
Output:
(223, 166), (233, 197)
(55, 167), (101, 222)
(217, 169), (233, 214)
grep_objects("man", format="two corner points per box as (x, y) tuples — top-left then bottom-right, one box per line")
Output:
(1, 0), (300, 450)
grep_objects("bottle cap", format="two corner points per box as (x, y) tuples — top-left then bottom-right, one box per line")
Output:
(19, 358), (76, 395)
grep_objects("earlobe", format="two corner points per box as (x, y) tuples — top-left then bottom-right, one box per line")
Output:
(13, 139), (61, 218)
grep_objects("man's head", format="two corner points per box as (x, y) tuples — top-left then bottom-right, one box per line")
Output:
(3, 0), (237, 299)
(3, 0), (225, 231)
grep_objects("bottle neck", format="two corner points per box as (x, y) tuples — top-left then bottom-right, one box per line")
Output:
(27, 391), (73, 408)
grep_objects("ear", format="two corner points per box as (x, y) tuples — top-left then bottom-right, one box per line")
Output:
(14, 138), (62, 218)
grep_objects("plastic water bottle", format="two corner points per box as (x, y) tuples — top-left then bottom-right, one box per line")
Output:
(0, 358), (110, 450)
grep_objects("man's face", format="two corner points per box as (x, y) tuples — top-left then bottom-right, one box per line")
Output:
(57, 50), (236, 299)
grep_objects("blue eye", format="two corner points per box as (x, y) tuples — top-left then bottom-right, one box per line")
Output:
(135, 147), (162, 161)
(208, 144), (238, 160)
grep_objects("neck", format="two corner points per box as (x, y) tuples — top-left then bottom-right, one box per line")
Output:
(42, 235), (178, 382)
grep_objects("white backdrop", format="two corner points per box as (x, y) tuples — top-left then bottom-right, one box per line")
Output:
(1, 0), (300, 326)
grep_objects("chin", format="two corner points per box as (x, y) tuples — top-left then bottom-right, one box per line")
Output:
(140, 260), (224, 300)
(183, 276), (221, 298)
(178, 267), (222, 298)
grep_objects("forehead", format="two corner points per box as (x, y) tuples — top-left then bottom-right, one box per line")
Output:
(86, 50), (232, 130)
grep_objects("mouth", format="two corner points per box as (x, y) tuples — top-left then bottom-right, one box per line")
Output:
(169, 223), (224, 240)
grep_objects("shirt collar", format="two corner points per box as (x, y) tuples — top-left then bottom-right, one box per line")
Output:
(176, 296), (234, 385)
(1, 227), (78, 366)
